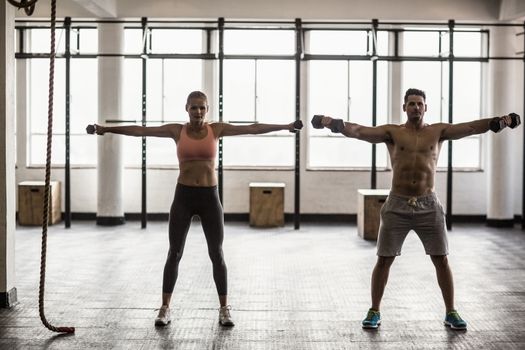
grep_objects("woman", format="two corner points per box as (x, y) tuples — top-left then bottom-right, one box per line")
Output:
(87, 90), (302, 327)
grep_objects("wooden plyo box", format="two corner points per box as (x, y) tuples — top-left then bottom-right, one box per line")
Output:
(18, 181), (61, 226)
(249, 182), (285, 227)
(357, 189), (390, 241)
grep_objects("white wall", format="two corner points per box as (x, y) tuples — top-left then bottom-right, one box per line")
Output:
(14, 162), (492, 215)
(1, 1), (16, 296)
(22, 0), (502, 21)
(500, 0), (525, 20)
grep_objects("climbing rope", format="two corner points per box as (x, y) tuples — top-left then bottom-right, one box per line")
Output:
(7, 0), (74, 334)
(36, 0), (75, 334)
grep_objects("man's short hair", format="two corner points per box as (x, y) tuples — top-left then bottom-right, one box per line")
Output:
(404, 88), (426, 103)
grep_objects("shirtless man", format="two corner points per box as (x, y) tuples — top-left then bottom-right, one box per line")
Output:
(311, 88), (521, 330)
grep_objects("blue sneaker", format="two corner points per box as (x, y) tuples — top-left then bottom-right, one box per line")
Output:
(362, 308), (381, 329)
(444, 310), (467, 330)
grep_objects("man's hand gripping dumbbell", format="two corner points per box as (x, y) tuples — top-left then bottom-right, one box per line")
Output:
(311, 115), (346, 133)
(489, 113), (521, 133)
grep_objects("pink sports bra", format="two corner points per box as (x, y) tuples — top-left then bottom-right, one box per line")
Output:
(177, 124), (217, 163)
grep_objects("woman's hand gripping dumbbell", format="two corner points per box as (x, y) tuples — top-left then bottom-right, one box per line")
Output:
(86, 124), (106, 135)
(289, 120), (304, 133)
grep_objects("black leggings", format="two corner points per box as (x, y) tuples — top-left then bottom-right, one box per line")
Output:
(162, 183), (227, 295)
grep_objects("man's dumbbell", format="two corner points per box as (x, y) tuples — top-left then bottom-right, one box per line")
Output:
(311, 115), (345, 133)
(311, 115), (324, 129)
(509, 113), (521, 128)
(489, 113), (521, 133)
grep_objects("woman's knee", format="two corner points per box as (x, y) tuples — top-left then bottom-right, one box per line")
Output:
(166, 249), (184, 266)
(208, 248), (225, 265)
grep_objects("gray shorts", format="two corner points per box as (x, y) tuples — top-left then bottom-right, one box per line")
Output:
(376, 192), (448, 257)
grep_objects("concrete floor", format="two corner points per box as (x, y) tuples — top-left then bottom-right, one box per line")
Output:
(1, 220), (524, 349)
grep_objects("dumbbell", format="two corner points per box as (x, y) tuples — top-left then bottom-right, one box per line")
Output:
(509, 113), (521, 128)
(289, 120), (304, 133)
(86, 124), (96, 134)
(489, 113), (521, 133)
(311, 115), (345, 133)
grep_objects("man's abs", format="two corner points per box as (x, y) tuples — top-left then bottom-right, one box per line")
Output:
(390, 160), (436, 197)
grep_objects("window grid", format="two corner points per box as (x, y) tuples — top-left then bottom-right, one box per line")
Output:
(17, 22), (488, 170)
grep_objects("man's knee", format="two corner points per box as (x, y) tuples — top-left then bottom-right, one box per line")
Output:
(376, 256), (395, 269)
(430, 255), (449, 268)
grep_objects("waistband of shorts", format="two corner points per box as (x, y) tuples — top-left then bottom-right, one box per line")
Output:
(388, 191), (437, 201)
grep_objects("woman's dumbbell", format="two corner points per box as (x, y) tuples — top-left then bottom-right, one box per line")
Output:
(86, 124), (96, 134)
(290, 120), (304, 133)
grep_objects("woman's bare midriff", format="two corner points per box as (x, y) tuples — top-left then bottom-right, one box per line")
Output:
(177, 160), (217, 187)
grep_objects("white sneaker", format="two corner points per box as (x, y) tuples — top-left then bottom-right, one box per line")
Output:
(219, 305), (235, 327)
(155, 305), (171, 326)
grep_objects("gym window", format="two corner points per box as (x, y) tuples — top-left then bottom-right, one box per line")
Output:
(122, 58), (204, 167)
(306, 28), (389, 169)
(402, 29), (486, 169)
(222, 29), (296, 167)
(28, 57), (99, 166)
(223, 29), (295, 55)
(308, 59), (389, 168)
(307, 27), (487, 170)
(20, 22), (488, 170)
(122, 28), (207, 167)
(25, 26), (98, 166)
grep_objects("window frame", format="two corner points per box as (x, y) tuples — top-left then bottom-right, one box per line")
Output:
(16, 21), (490, 171)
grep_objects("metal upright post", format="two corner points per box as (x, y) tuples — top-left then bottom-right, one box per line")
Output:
(64, 17), (71, 228)
(446, 19), (455, 230)
(371, 19), (378, 189)
(294, 18), (302, 230)
(218, 18), (225, 204)
(522, 21), (525, 230)
(141, 17), (148, 228)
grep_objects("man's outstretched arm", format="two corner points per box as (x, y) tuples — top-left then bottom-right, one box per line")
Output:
(311, 115), (393, 144)
(440, 113), (521, 140)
